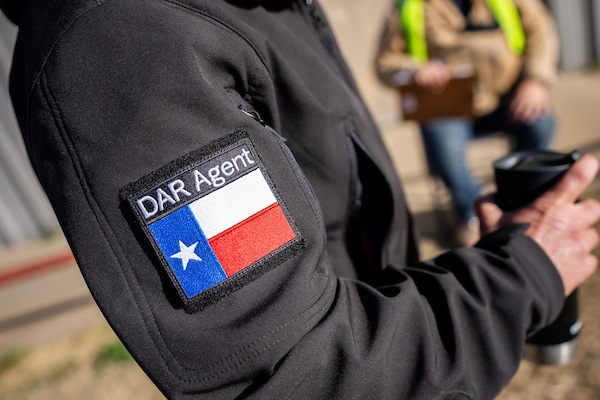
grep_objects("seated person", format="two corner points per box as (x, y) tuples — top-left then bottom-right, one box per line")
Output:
(375, 0), (559, 246)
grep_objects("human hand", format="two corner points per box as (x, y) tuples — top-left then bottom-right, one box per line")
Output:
(414, 60), (452, 92)
(508, 79), (552, 125)
(475, 154), (600, 295)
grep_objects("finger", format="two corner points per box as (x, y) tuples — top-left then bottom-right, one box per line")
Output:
(516, 101), (544, 125)
(568, 227), (600, 260)
(538, 153), (599, 205)
(563, 253), (598, 295)
(521, 104), (543, 125)
(508, 100), (523, 121)
(474, 195), (504, 234)
(518, 106), (535, 125)
(573, 198), (600, 229)
(580, 227), (600, 254)
(575, 253), (598, 291)
(510, 102), (533, 125)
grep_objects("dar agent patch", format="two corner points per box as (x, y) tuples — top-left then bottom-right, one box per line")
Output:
(122, 134), (302, 310)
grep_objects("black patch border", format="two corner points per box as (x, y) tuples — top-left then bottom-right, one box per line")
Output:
(121, 131), (304, 312)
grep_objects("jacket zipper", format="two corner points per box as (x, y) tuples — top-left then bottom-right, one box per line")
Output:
(239, 108), (287, 142)
(302, 0), (358, 92)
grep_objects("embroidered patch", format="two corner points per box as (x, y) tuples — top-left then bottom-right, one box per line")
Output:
(121, 133), (302, 311)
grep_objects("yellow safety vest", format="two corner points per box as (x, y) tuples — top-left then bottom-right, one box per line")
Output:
(397, 0), (526, 63)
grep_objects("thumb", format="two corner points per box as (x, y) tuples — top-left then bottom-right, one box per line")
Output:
(475, 195), (504, 235)
(538, 153), (599, 206)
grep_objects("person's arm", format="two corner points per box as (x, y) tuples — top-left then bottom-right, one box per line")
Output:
(374, 5), (425, 86)
(374, 6), (453, 92)
(513, 0), (559, 87)
(508, 77), (552, 125)
(9, 2), (597, 399)
(477, 155), (600, 296)
(413, 59), (453, 91)
(422, 0), (468, 52)
(508, 0), (559, 124)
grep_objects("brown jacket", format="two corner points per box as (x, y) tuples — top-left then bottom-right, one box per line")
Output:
(375, 0), (559, 115)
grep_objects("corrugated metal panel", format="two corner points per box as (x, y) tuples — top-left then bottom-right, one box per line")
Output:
(0, 15), (58, 247)
(591, 0), (600, 62)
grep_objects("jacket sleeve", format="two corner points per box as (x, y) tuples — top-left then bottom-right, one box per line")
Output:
(12, 2), (564, 399)
(374, 5), (423, 87)
(514, 0), (559, 86)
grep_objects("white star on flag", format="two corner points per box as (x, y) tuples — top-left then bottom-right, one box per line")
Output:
(170, 240), (202, 270)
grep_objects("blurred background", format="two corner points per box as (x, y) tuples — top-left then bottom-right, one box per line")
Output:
(1, 0), (600, 398)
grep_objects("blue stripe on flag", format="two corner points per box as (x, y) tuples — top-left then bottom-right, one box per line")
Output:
(149, 205), (227, 298)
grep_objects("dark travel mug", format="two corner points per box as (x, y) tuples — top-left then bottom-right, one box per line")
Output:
(494, 149), (582, 365)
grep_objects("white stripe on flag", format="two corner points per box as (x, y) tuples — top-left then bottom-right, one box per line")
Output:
(188, 169), (277, 238)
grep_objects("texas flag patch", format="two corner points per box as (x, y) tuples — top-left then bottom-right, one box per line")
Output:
(122, 134), (301, 310)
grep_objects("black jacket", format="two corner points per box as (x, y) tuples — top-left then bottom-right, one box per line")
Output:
(3, 0), (564, 398)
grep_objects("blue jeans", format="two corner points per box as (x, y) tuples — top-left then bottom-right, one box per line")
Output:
(421, 104), (555, 223)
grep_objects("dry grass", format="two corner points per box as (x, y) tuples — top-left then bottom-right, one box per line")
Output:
(497, 187), (600, 400)
(2, 272), (598, 400)
(498, 270), (600, 400)
(0, 325), (164, 400)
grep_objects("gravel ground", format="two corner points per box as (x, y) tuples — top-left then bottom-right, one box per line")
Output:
(499, 270), (600, 399)
(2, 258), (598, 399)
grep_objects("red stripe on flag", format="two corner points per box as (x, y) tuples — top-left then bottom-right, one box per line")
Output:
(208, 203), (295, 276)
